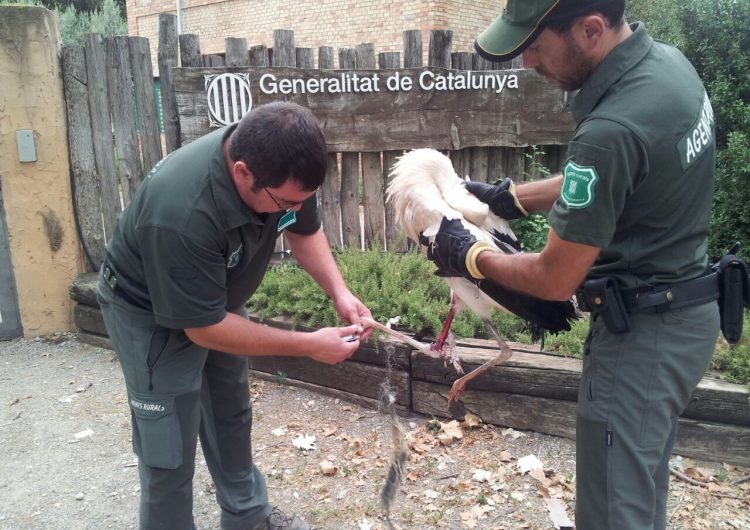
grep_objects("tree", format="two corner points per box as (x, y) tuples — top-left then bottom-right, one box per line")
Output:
(628, 0), (750, 259)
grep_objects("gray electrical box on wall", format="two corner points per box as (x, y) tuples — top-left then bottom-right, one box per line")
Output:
(16, 129), (37, 162)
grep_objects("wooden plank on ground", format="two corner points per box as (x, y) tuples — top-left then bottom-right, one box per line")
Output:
(61, 45), (105, 269)
(412, 347), (581, 402)
(249, 356), (410, 407)
(412, 344), (750, 426)
(75, 304), (107, 336)
(411, 380), (750, 467)
(412, 379), (577, 439)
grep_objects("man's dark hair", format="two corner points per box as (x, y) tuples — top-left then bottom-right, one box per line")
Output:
(544, 0), (626, 34)
(229, 102), (327, 191)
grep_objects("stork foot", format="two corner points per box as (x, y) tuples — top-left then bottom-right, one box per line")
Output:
(448, 399), (467, 420)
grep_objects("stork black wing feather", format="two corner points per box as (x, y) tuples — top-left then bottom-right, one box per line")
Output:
(475, 279), (576, 334)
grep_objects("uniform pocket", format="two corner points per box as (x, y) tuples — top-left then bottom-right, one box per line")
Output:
(128, 389), (182, 469)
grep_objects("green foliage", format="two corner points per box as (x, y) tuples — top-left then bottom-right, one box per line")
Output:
(711, 310), (750, 389)
(0, 0), (126, 44)
(628, 0), (750, 261)
(710, 131), (750, 258)
(511, 213), (550, 253)
(625, 0), (684, 48)
(56, 0), (126, 45)
(248, 247), (532, 342)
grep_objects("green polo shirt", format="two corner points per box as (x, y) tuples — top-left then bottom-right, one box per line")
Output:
(104, 125), (321, 329)
(549, 23), (716, 289)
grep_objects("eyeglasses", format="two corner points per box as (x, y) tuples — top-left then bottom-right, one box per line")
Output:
(263, 187), (303, 211)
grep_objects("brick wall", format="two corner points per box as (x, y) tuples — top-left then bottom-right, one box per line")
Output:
(126, 0), (504, 73)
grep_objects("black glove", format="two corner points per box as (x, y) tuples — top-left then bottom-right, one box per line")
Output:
(418, 218), (494, 280)
(465, 178), (528, 220)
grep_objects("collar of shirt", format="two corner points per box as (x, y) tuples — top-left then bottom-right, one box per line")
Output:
(209, 124), (271, 230)
(571, 22), (653, 123)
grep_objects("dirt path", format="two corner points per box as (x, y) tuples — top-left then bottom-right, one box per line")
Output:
(1, 336), (748, 529)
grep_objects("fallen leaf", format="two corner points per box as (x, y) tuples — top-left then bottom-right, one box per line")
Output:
(74, 428), (94, 439)
(438, 420), (463, 446)
(322, 426), (337, 437)
(472, 469), (492, 483)
(292, 434), (316, 451)
(319, 460), (338, 476)
(460, 412), (483, 429)
(499, 450), (513, 463)
(517, 454), (544, 474)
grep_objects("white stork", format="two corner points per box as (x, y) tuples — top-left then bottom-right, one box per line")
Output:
(370, 148), (576, 404)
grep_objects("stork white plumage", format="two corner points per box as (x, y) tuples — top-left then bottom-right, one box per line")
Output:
(380, 148), (576, 404)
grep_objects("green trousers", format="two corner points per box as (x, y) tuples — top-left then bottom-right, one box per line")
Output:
(575, 302), (719, 530)
(97, 272), (272, 530)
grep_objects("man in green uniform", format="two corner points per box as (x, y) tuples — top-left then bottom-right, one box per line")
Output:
(97, 102), (371, 530)
(424, 1), (720, 528)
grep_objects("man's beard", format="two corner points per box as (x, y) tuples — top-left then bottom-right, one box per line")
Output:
(536, 37), (596, 91)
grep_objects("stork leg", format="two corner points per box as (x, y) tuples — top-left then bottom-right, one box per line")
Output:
(359, 316), (434, 356)
(448, 316), (514, 404)
(430, 291), (463, 374)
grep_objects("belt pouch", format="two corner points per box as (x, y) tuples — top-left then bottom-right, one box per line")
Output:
(582, 276), (632, 334)
(717, 253), (749, 345)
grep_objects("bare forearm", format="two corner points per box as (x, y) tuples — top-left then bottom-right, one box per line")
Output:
(186, 313), (313, 357)
(476, 228), (599, 301)
(515, 174), (563, 212)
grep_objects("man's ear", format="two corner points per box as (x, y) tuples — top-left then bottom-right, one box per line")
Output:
(232, 160), (254, 188)
(576, 15), (606, 49)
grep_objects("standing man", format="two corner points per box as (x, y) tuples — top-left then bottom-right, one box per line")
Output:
(425, 1), (719, 528)
(97, 102), (371, 530)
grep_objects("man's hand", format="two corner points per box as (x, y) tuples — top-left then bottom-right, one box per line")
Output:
(332, 291), (373, 340)
(308, 324), (364, 364)
(419, 218), (494, 280)
(465, 178), (528, 220)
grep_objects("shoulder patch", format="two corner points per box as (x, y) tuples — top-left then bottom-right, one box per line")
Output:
(561, 160), (599, 209)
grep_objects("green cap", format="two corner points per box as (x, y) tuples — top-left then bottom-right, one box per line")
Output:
(475, 0), (609, 62)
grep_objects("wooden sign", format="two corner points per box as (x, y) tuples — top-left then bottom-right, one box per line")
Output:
(174, 66), (575, 152)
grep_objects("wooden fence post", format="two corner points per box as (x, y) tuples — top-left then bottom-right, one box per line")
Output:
(129, 36), (163, 175)
(158, 14), (180, 152)
(273, 29), (295, 67)
(295, 47), (314, 68)
(379, 50), (404, 252)
(179, 34), (202, 67)
(356, 43), (385, 249)
(106, 36), (141, 202)
(61, 46), (106, 268)
(337, 47), (361, 249)
(225, 37), (249, 66)
(249, 44), (270, 67)
(318, 46), (342, 249)
(84, 34), (120, 238)
(403, 30), (422, 68)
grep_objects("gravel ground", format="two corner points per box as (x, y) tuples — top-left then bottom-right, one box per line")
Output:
(1, 336), (748, 530)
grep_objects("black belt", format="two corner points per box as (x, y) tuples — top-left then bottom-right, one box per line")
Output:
(620, 272), (719, 313)
(102, 261), (148, 309)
